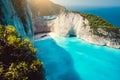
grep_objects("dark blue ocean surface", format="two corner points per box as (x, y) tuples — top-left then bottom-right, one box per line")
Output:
(35, 33), (120, 80)
(67, 6), (120, 27)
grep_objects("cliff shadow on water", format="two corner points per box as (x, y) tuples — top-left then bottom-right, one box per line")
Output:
(35, 38), (81, 80)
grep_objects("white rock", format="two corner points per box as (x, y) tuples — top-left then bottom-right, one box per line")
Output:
(35, 12), (120, 49)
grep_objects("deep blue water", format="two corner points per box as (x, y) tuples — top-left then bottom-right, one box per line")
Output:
(35, 34), (120, 80)
(67, 6), (120, 27)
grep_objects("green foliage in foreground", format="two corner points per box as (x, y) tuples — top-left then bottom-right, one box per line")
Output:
(0, 25), (45, 80)
(79, 12), (116, 30)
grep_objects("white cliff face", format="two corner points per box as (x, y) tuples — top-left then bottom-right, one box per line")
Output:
(35, 12), (120, 49)
(49, 12), (120, 49)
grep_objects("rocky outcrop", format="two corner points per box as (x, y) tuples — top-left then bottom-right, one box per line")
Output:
(35, 12), (120, 49)
(29, 0), (66, 34)
(33, 16), (56, 34)
(51, 12), (120, 48)
(0, 0), (33, 41)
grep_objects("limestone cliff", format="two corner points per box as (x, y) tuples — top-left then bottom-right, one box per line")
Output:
(28, 0), (66, 34)
(29, 0), (66, 34)
(49, 12), (120, 49)
(35, 11), (120, 49)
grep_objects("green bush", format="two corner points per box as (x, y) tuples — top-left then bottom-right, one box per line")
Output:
(0, 25), (45, 80)
(79, 12), (116, 30)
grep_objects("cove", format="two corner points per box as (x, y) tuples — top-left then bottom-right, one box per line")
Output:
(34, 33), (120, 80)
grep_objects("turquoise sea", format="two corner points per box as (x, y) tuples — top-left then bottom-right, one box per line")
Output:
(35, 7), (120, 80)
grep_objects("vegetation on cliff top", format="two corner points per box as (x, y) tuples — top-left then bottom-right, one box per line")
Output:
(0, 25), (45, 80)
(71, 11), (120, 37)
(79, 12), (116, 30)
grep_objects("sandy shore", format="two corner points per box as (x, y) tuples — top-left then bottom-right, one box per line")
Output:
(34, 33), (50, 40)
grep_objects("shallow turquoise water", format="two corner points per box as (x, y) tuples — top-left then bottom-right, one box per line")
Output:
(35, 34), (120, 80)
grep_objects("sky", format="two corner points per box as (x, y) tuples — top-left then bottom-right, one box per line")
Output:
(51, 0), (120, 7)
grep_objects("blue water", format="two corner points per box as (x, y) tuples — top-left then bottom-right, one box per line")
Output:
(67, 6), (120, 27)
(35, 34), (120, 80)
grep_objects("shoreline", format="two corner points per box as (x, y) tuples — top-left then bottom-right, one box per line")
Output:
(34, 33), (50, 41)
(34, 32), (120, 49)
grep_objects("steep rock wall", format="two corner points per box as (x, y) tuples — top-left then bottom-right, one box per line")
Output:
(0, 0), (33, 41)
